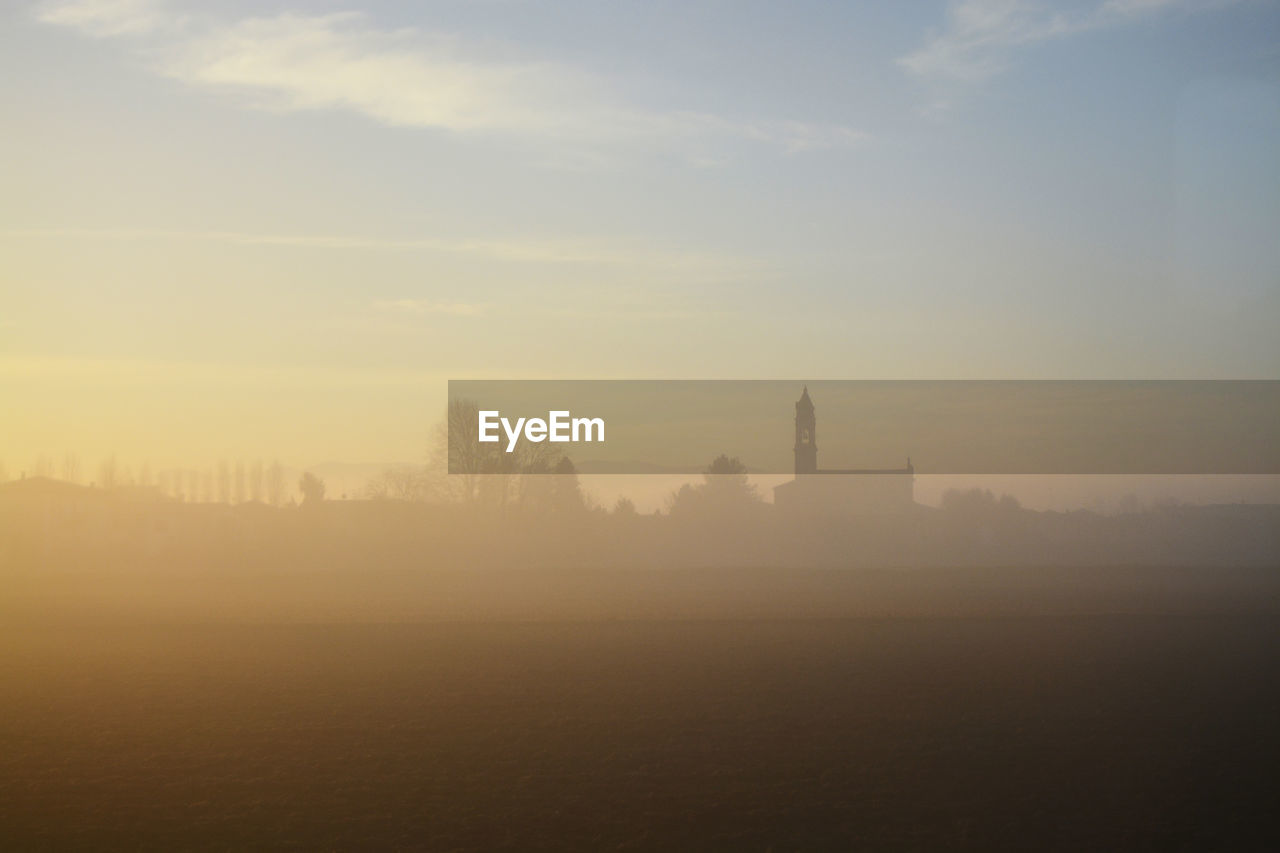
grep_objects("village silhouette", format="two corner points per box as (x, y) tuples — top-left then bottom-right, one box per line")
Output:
(4, 386), (1276, 591)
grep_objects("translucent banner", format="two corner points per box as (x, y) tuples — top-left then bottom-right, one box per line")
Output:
(447, 380), (1280, 475)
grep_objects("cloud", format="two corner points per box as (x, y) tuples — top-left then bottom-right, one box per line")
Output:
(35, 2), (865, 156)
(372, 299), (486, 317)
(35, 0), (174, 37)
(3, 227), (768, 283)
(900, 0), (1229, 83)
(0, 355), (447, 388)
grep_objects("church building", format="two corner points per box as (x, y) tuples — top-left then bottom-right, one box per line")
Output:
(772, 386), (915, 515)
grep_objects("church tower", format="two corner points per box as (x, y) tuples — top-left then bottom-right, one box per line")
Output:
(794, 386), (817, 475)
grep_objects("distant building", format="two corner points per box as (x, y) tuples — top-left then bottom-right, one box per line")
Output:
(773, 386), (915, 515)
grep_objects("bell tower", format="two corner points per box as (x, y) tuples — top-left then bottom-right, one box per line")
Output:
(794, 386), (817, 475)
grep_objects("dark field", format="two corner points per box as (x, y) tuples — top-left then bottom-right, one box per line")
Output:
(2, 615), (1279, 850)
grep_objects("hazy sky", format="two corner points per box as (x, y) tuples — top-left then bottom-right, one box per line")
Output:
(3, 0), (1279, 469)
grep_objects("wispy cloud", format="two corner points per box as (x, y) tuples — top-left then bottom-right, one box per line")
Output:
(3, 227), (768, 283)
(0, 354), (448, 387)
(35, 1), (865, 157)
(35, 0), (173, 37)
(900, 0), (1232, 83)
(372, 299), (486, 317)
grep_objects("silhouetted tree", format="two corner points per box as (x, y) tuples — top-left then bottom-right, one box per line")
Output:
(234, 461), (246, 504)
(667, 454), (762, 518)
(940, 488), (1021, 518)
(613, 496), (637, 516)
(266, 460), (286, 506)
(250, 459), (264, 503)
(550, 456), (586, 512)
(299, 472), (325, 505)
(518, 456), (588, 513)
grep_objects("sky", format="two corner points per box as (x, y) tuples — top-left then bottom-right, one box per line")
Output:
(2, 0), (1279, 472)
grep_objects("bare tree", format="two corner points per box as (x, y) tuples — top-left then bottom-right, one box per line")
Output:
(217, 459), (230, 504)
(427, 399), (490, 504)
(266, 460), (286, 506)
(98, 454), (118, 490)
(234, 460), (246, 504)
(429, 398), (564, 507)
(365, 464), (428, 501)
(250, 459), (264, 503)
(61, 453), (81, 485)
(34, 454), (55, 478)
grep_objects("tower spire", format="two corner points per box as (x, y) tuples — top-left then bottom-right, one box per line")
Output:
(794, 386), (817, 474)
